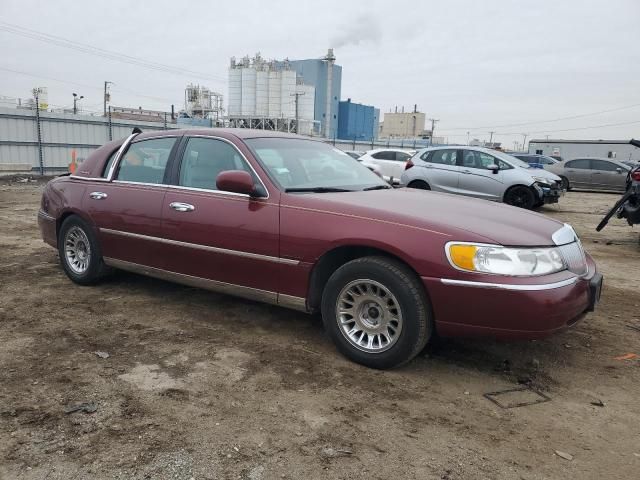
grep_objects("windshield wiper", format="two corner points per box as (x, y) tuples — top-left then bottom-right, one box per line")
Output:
(362, 185), (392, 191)
(285, 187), (354, 193)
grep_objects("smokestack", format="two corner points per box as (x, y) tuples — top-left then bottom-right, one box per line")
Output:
(395, 106), (397, 113)
(324, 48), (336, 138)
(414, 104), (417, 113)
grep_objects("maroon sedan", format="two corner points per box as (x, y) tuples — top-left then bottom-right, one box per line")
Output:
(38, 129), (602, 369)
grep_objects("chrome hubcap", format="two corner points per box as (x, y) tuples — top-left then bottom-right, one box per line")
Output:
(336, 279), (403, 353)
(65, 226), (91, 274)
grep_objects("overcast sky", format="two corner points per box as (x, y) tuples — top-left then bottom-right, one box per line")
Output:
(1, 0), (639, 147)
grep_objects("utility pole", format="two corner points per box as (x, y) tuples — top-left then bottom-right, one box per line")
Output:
(103, 81), (113, 116)
(521, 133), (528, 152)
(33, 88), (44, 175)
(291, 92), (305, 134)
(428, 118), (439, 146)
(72, 93), (83, 114)
(489, 131), (495, 145)
(466, 131), (470, 145)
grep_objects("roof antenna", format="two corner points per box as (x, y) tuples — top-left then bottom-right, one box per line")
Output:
(132, 127), (143, 134)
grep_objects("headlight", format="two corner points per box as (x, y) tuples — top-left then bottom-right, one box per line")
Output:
(532, 176), (552, 186)
(446, 242), (566, 276)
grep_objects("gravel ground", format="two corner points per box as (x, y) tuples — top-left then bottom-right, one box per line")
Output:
(1, 180), (639, 480)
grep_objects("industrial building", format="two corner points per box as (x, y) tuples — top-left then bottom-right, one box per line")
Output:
(528, 139), (640, 161)
(227, 50), (341, 137)
(337, 99), (379, 142)
(227, 54), (317, 135)
(379, 108), (427, 139)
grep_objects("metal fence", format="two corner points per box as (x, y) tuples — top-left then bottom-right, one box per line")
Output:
(0, 106), (179, 174)
(0, 106), (439, 174)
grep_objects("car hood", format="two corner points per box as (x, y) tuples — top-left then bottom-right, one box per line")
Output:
(527, 168), (561, 182)
(290, 188), (566, 246)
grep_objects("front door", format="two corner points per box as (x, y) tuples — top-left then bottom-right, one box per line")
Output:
(161, 136), (280, 294)
(84, 136), (179, 269)
(590, 159), (627, 191)
(457, 149), (505, 201)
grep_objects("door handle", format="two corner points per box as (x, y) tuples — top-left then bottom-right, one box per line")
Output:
(423, 164), (433, 168)
(169, 202), (195, 212)
(592, 172), (601, 175)
(461, 169), (471, 174)
(89, 191), (108, 200)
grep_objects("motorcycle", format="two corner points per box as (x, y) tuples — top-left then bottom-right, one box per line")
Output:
(597, 139), (640, 231)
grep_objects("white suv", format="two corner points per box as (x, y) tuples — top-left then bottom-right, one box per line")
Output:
(400, 146), (562, 209)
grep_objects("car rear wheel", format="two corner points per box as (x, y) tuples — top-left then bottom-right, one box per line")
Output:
(408, 180), (431, 190)
(504, 186), (536, 210)
(58, 215), (109, 285)
(321, 256), (432, 369)
(559, 176), (570, 191)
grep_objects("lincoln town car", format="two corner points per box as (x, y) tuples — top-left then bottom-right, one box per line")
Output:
(38, 129), (603, 369)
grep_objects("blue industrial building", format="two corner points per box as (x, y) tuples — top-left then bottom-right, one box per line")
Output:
(285, 49), (342, 138)
(337, 99), (379, 142)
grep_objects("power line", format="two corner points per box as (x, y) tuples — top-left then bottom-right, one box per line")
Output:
(0, 20), (227, 84)
(438, 102), (640, 132)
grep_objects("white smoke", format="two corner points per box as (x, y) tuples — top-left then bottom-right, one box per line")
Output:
(330, 13), (383, 49)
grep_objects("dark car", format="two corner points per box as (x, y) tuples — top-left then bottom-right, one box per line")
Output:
(38, 129), (602, 369)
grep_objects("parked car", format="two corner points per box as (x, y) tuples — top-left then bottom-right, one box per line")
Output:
(620, 160), (640, 169)
(38, 129), (602, 369)
(358, 148), (416, 184)
(400, 146), (562, 209)
(511, 153), (559, 169)
(551, 155), (564, 162)
(546, 157), (631, 192)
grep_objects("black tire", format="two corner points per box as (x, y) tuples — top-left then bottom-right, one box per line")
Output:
(407, 180), (431, 190)
(504, 186), (536, 210)
(559, 176), (570, 191)
(58, 215), (109, 285)
(321, 256), (432, 369)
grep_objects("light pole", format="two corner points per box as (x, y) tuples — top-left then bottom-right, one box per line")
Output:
(72, 93), (84, 114)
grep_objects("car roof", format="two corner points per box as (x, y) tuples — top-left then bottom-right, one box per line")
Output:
(135, 128), (317, 141)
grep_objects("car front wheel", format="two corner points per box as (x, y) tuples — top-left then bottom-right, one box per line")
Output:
(504, 186), (536, 209)
(321, 256), (432, 369)
(58, 215), (109, 285)
(560, 176), (570, 191)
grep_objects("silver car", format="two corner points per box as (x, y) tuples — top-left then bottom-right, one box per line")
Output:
(400, 146), (562, 209)
(545, 157), (631, 192)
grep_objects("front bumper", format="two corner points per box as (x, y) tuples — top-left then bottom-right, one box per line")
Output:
(423, 255), (599, 340)
(535, 182), (563, 204)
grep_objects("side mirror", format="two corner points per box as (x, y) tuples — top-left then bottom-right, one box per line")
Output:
(216, 170), (258, 196)
(487, 164), (499, 174)
(616, 167), (623, 173)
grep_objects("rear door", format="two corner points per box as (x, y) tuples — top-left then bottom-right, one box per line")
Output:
(457, 149), (505, 201)
(392, 151), (412, 180)
(564, 159), (592, 188)
(84, 136), (179, 269)
(160, 136), (280, 294)
(418, 149), (461, 193)
(590, 159), (628, 191)
(369, 150), (400, 183)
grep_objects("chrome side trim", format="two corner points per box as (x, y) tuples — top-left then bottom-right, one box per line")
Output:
(552, 223), (577, 246)
(277, 294), (308, 312)
(103, 257), (278, 305)
(37, 210), (55, 221)
(99, 228), (300, 266)
(107, 132), (140, 181)
(70, 175), (111, 182)
(439, 276), (578, 291)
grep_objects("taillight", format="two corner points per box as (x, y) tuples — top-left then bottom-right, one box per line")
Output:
(405, 159), (414, 170)
(631, 169), (640, 181)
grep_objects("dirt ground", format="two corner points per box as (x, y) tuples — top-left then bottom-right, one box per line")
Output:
(1, 179), (639, 480)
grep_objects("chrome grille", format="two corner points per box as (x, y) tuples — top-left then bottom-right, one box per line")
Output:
(559, 241), (587, 275)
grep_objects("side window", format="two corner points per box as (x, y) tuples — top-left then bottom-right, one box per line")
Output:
(497, 159), (513, 170)
(591, 160), (619, 172)
(116, 137), (176, 184)
(420, 151), (432, 161)
(371, 151), (395, 160)
(395, 152), (411, 162)
(461, 150), (497, 169)
(430, 150), (458, 165)
(101, 149), (119, 178)
(566, 159), (591, 169)
(179, 137), (251, 190)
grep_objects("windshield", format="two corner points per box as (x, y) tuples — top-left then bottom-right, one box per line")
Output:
(245, 138), (388, 192)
